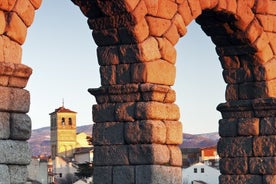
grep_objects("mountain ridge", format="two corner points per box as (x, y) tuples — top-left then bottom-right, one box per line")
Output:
(28, 125), (219, 156)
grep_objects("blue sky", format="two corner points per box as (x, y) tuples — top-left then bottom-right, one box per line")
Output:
(23, 0), (226, 133)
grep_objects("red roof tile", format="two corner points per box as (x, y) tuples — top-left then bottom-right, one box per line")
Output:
(49, 106), (77, 115)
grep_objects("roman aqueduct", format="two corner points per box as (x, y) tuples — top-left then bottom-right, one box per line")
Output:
(0, 0), (276, 183)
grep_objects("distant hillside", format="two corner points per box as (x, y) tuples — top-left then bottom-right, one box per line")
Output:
(180, 132), (219, 148)
(28, 125), (219, 156)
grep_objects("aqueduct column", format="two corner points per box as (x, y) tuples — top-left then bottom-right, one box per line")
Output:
(0, 0), (41, 183)
(73, 0), (183, 183)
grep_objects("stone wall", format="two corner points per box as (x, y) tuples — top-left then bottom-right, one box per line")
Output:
(0, 0), (41, 183)
(1, 0), (276, 183)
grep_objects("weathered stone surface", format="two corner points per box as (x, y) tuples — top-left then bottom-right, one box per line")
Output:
(157, 0), (177, 19)
(10, 113), (31, 140)
(143, 0), (158, 16)
(164, 24), (180, 45)
(124, 120), (166, 144)
(0, 0), (17, 11)
(118, 44), (140, 64)
(5, 12), (27, 45)
(136, 165), (182, 184)
(178, 1), (193, 25)
(124, 0), (140, 11)
(249, 157), (276, 174)
(255, 44), (274, 64)
(115, 102), (136, 121)
(9, 165), (28, 183)
(116, 64), (131, 84)
(93, 145), (129, 166)
(135, 102), (180, 121)
(29, 0), (42, 9)
(225, 84), (239, 101)
(239, 81), (274, 100)
(0, 164), (10, 183)
(129, 144), (170, 165)
(132, 60), (176, 85)
(92, 103), (115, 123)
(164, 121), (182, 144)
(0, 62), (31, 88)
(172, 13), (187, 37)
(93, 166), (112, 184)
(0, 11), (5, 34)
(168, 145), (182, 167)
(220, 157), (248, 174)
(0, 87), (30, 113)
(137, 37), (161, 62)
(219, 118), (238, 137)
(260, 117), (276, 135)
(92, 28), (119, 46)
(238, 118), (259, 136)
(156, 37), (177, 64)
(97, 46), (119, 66)
(218, 137), (253, 157)
(223, 68), (253, 84)
(146, 16), (171, 37)
(219, 174), (262, 184)
(0, 112), (9, 139)
(113, 166), (135, 184)
(253, 136), (276, 157)
(100, 65), (116, 86)
(13, 0), (35, 27)
(0, 140), (31, 164)
(88, 13), (133, 30)
(254, 59), (276, 82)
(219, 56), (240, 69)
(263, 175), (276, 184)
(92, 122), (124, 145)
(0, 36), (22, 63)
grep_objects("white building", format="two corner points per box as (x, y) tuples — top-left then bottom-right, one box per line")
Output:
(182, 162), (220, 184)
(27, 156), (48, 184)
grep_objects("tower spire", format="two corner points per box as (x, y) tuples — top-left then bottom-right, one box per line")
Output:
(62, 98), (64, 107)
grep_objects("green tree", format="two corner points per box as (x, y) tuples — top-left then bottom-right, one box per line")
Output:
(75, 162), (93, 179)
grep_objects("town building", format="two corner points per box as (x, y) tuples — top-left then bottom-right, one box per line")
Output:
(182, 162), (220, 184)
(50, 105), (77, 158)
(48, 105), (93, 183)
(27, 155), (48, 184)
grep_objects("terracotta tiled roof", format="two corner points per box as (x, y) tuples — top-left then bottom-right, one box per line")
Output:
(49, 106), (77, 115)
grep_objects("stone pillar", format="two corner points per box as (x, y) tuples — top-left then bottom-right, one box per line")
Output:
(217, 98), (276, 184)
(71, 0), (184, 183)
(89, 84), (183, 183)
(0, 0), (41, 182)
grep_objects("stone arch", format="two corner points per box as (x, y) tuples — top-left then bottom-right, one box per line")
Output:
(1, 0), (276, 183)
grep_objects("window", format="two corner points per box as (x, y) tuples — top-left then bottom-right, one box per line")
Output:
(69, 118), (72, 126)
(194, 168), (197, 173)
(61, 117), (65, 126)
(201, 168), (204, 173)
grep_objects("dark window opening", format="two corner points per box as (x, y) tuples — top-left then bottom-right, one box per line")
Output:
(61, 117), (65, 126)
(194, 168), (197, 173)
(69, 118), (72, 126)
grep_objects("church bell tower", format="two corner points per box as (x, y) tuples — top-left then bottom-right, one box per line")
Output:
(50, 105), (77, 159)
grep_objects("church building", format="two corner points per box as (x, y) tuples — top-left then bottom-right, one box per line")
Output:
(49, 105), (77, 158)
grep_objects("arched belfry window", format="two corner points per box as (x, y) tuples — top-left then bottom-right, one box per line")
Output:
(68, 118), (72, 126)
(61, 117), (65, 126)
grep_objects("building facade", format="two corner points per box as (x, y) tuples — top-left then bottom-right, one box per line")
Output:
(50, 106), (77, 158)
(182, 162), (220, 184)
